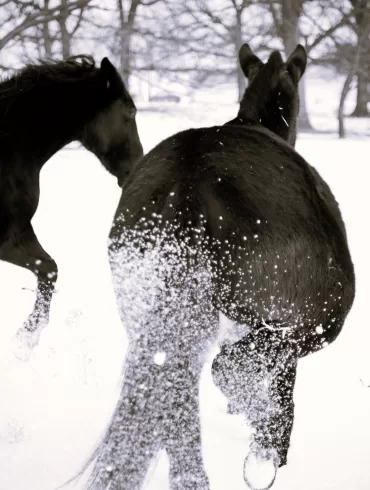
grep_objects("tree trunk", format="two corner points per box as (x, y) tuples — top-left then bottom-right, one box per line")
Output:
(338, 19), (370, 137)
(117, 0), (140, 90)
(120, 31), (131, 88)
(281, 0), (301, 54)
(298, 74), (312, 130)
(350, 45), (369, 117)
(117, 0), (129, 87)
(351, 68), (369, 117)
(43, 0), (52, 57)
(350, 0), (370, 117)
(338, 73), (354, 138)
(59, 0), (71, 59)
(339, 4), (370, 134)
(279, 0), (312, 130)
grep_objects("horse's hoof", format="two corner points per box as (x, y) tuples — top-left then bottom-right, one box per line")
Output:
(243, 449), (279, 490)
(12, 340), (33, 362)
(170, 473), (210, 490)
(0, 418), (26, 443)
(12, 328), (40, 361)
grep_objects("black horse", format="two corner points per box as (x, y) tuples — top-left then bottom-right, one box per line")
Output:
(78, 45), (354, 490)
(0, 55), (143, 350)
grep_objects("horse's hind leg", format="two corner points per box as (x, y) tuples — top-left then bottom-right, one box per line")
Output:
(88, 342), (164, 490)
(163, 357), (210, 490)
(90, 348), (210, 490)
(212, 329), (297, 472)
(0, 223), (57, 349)
(248, 330), (297, 468)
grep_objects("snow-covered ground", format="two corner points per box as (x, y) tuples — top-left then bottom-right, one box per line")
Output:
(0, 70), (369, 490)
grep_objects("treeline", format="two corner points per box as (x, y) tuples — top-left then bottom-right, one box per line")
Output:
(0, 0), (369, 136)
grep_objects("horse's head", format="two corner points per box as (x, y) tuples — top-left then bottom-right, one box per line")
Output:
(81, 58), (143, 187)
(238, 44), (307, 146)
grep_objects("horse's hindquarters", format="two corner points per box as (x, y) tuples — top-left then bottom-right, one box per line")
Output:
(211, 231), (354, 358)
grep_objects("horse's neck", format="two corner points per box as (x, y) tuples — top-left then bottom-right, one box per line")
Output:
(0, 94), (81, 167)
(224, 115), (296, 147)
(2, 126), (72, 168)
(272, 98), (298, 147)
(225, 116), (256, 127)
(272, 121), (295, 147)
(278, 113), (296, 147)
(237, 91), (298, 146)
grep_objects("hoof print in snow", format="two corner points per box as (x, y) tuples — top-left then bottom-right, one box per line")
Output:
(0, 420), (26, 444)
(65, 308), (83, 327)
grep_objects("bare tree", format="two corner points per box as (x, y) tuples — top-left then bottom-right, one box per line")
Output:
(57, 0), (88, 58)
(266, 0), (365, 132)
(305, 0), (370, 135)
(113, 0), (163, 89)
(2, 0), (368, 135)
(181, 0), (268, 101)
(135, 0), (272, 101)
(0, 0), (91, 52)
(338, 5), (370, 136)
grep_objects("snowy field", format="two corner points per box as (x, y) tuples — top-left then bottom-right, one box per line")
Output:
(1, 69), (370, 490)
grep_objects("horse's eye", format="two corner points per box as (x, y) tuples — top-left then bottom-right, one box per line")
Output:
(127, 107), (137, 119)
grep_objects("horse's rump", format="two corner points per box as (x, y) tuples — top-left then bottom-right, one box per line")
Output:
(110, 125), (354, 355)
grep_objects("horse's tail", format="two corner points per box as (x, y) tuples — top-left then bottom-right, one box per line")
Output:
(52, 428), (108, 490)
(54, 344), (142, 490)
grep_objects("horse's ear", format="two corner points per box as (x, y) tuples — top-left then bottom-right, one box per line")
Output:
(239, 44), (263, 80)
(286, 44), (307, 83)
(100, 57), (122, 92)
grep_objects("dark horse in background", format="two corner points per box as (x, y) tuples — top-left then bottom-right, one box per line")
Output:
(73, 45), (354, 490)
(0, 55), (143, 350)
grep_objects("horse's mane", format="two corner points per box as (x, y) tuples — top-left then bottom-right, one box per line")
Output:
(0, 55), (98, 99)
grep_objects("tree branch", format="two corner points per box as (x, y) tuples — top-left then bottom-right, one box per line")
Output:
(0, 0), (92, 50)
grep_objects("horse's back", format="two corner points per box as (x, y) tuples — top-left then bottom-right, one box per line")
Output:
(119, 125), (347, 245)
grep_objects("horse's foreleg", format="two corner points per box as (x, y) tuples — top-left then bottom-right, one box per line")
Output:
(163, 358), (210, 490)
(0, 223), (58, 347)
(88, 342), (164, 490)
